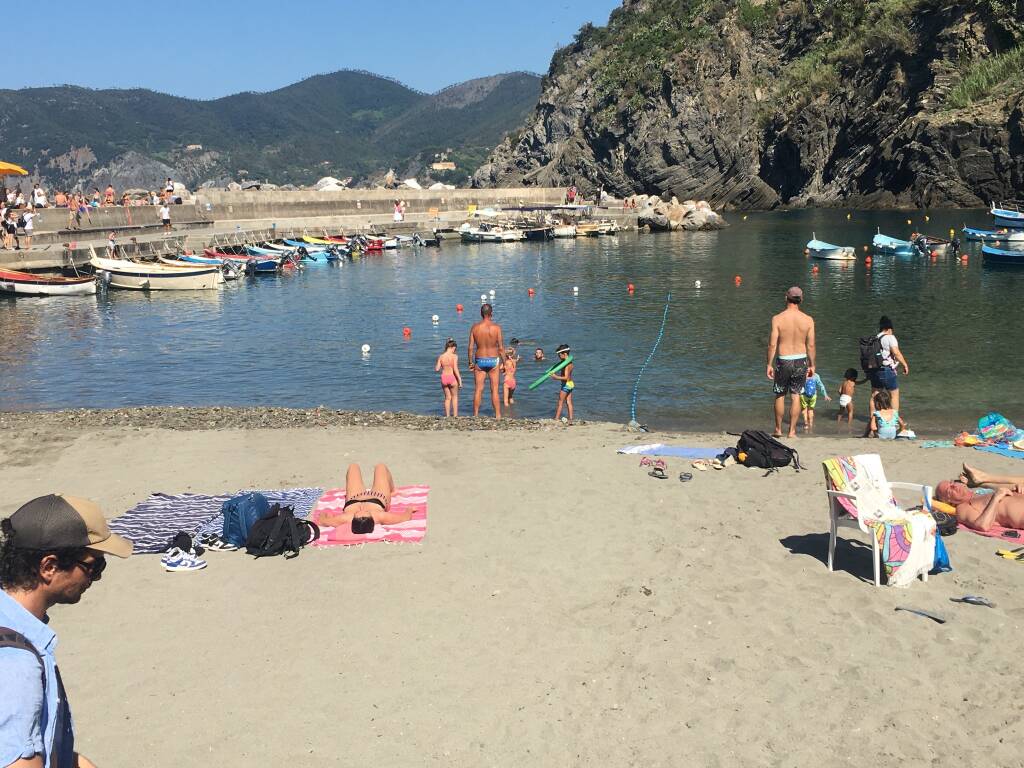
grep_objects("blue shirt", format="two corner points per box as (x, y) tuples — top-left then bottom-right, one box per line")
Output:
(0, 589), (75, 768)
(802, 373), (829, 399)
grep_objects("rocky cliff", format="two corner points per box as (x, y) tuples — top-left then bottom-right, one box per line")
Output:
(474, 0), (1024, 209)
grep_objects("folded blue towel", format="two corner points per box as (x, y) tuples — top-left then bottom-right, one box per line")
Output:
(975, 445), (1024, 461)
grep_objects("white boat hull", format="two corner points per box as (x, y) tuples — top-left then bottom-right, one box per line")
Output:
(809, 246), (856, 260)
(0, 278), (96, 296)
(552, 225), (577, 238)
(91, 256), (221, 290)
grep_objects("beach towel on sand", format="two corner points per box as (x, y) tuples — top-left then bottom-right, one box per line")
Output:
(111, 488), (323, 554)
(617, 444), (722, 459)
(310, 486), (428, 546)
(823, 455), (935, 586)
(974, 444), (1024, 461)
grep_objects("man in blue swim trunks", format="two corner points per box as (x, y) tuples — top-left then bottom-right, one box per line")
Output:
(468, 303), (506, 418)
(766, 286), (816, 438)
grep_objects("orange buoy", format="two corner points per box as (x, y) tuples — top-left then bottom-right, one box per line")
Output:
(627, 283), (635, 293)
(931, 250), (938, 257)
(734, 275), (742, 285)
(812, 265), (819, 273)
(456, 304), (464, 312)
(906, 219), (912, 225)
(961, 254), (969, 263)
(527, 288), (535, 296)
(402, 327), (411, 337)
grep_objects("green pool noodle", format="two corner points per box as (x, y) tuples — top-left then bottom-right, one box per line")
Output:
(528, 355), (573, 390)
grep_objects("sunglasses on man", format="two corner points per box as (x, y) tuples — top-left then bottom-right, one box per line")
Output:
(74, 556), (107, 579)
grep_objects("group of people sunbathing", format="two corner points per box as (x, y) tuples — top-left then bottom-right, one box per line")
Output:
(935, 464), (1024, 532)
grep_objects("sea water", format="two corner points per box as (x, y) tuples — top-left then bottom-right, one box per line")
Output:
(2, 209), (1022, 434)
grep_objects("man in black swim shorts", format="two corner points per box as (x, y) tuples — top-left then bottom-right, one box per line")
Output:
(766, 286), (816, 437)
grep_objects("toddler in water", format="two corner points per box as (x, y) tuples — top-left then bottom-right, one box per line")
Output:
(869, 389), (906, 439)
(434, 338), (462, 417)
(799, 369), (830, 433)
(551, 344), (575, 424)
(836, 368), (861, 426)
(502, 348), (518, 407)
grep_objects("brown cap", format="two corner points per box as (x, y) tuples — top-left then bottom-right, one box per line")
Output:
(6, 494), (132, 558)
(786, 286), (803, 300)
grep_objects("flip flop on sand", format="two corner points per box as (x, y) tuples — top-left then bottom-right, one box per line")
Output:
(679, 472), (693, 483)
(648, 467), (668, 480)
(995, 548), (1024, 561)
(691, 459), (713, 471)
(949, 595), (996, 608)
(639, 457), (666, 470)
(894, 606), (947, 624)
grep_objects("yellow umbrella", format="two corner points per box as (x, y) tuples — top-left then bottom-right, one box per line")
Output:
(0, 161), (29, 177)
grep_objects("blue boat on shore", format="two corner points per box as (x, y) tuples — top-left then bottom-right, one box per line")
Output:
(982, 244), (1024, 265)
(990, 203), (1024, 228)
(872, 230), (916, 256)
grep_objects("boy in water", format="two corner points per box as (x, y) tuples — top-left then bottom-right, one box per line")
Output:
(836, 368), (861, 426)
(551, 344), (575, 424)
(799, 369), (830, 433)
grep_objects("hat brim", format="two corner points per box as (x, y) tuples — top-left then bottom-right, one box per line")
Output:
(87, 533), (133, 558)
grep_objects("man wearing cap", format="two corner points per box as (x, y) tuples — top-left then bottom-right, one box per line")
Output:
(766, 286), (816, 438)
(0, 495), (132, 768)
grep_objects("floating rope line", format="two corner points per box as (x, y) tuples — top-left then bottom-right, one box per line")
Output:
(628, 293), (672, 431)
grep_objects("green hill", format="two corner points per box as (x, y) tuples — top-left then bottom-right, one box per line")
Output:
(0, 70), (541, 190)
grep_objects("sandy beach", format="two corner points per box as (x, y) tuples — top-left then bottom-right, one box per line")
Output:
(2, 409), (1022, 767)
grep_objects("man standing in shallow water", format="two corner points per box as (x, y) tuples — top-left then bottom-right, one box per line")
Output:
(468, 303), (505, 418)
(766, 286), (816, 438)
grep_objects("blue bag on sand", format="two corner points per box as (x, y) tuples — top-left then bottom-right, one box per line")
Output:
(931, 535), (952, 575)
(222, 492), (270, 547)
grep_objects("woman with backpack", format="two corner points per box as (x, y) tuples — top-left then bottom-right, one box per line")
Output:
(869, 315), (909, 412)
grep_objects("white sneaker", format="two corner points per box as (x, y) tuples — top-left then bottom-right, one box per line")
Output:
(160, 547), (208, 572)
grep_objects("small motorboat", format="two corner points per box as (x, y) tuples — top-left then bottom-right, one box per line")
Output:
(990, 203), (1024, 228)
(0, 268), (96, 296)
(412, 232), (441, 247)
(160, 256), (240, 280)
(910, 233), (956, 256)
(962, 226), (1024, 243)
(523, 227), (554, 241)
(90, 254), (221, 290)
(872, 231), (916, 256)
(982, 244), (1024, 265)
(552, 224), (577, 238)
(807, 234), (855, 260)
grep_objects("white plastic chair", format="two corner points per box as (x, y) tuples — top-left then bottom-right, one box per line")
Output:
(823, 454), (933, 587)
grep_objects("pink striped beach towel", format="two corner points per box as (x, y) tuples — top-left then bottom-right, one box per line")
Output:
(310, 485), (428, 546)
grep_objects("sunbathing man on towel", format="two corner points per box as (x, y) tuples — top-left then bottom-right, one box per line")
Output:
(935, 471), (1024, 532)
(318, 464), (412, 533)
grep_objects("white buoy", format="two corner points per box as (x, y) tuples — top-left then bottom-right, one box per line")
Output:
(431, 314), (439, 324)
(361, 344), (371, 354)
(573, 286), (579, 294)
(694, 280), (701, 288)
(489, 289), (495, 295)
(480, 293), (487, 301)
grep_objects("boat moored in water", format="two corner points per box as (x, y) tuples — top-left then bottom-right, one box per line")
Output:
(90, 253), (222, 290)
(872, 230), (915, 256)
(0, 268), (96, 296)
(990, 203), (1024, 228)
(981, 244), (1024, 265)
(963, 226), (1024, 243)
(806, 234), (855, 260)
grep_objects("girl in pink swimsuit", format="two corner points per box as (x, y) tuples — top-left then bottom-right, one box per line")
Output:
(435, 338), (463, 417)
(502, 348), (518, 407)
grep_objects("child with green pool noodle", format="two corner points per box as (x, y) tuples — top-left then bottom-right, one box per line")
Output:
(551, 344), (575, 424)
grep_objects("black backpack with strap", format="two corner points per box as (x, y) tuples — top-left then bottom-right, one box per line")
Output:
(0, 626), (45, 687)
(859, 333), (884, 373)
(737, 430), (803, 474)
(244, 503), (320, 559)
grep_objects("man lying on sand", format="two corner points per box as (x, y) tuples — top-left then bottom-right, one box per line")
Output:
(934, 464), (1024, 531)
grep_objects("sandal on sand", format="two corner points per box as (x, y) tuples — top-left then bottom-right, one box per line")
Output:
(995, 548), (1024, 561)
(691, 459), (712, 471)
(679, 472), (693, 483)
(640, 457), (666, 470)
(648, 467), (668, 480)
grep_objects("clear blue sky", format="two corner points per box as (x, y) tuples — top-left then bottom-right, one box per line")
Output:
(6, 0), (621, 98)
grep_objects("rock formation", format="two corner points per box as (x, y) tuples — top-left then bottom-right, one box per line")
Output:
(474, 0), (1024, 209)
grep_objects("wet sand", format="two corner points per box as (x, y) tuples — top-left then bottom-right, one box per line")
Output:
(2, 410), (1021, 766)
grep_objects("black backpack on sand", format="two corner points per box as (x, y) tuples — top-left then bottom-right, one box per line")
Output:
(859, 334), (884, 373)
(245, 503), (320, 558)
(737, 430), (803, 474)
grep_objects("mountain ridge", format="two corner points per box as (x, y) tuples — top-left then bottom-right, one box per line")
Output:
(0, 70), (542, 190)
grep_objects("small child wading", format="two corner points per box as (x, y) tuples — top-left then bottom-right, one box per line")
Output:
(551, 344), (575, 424)
(800, 370), (830, 433)
(869, 389), (906, 440)
(434, 338), (463, 418)
(836, 368), (861, 427)
(502, 348), (518, 407)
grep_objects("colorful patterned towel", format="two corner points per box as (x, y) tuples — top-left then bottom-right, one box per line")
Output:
(112, 488), (323, 554)
(310, 485), (428, 546)
(822, 454), (935, 586)
(617, 444), (722, 459)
